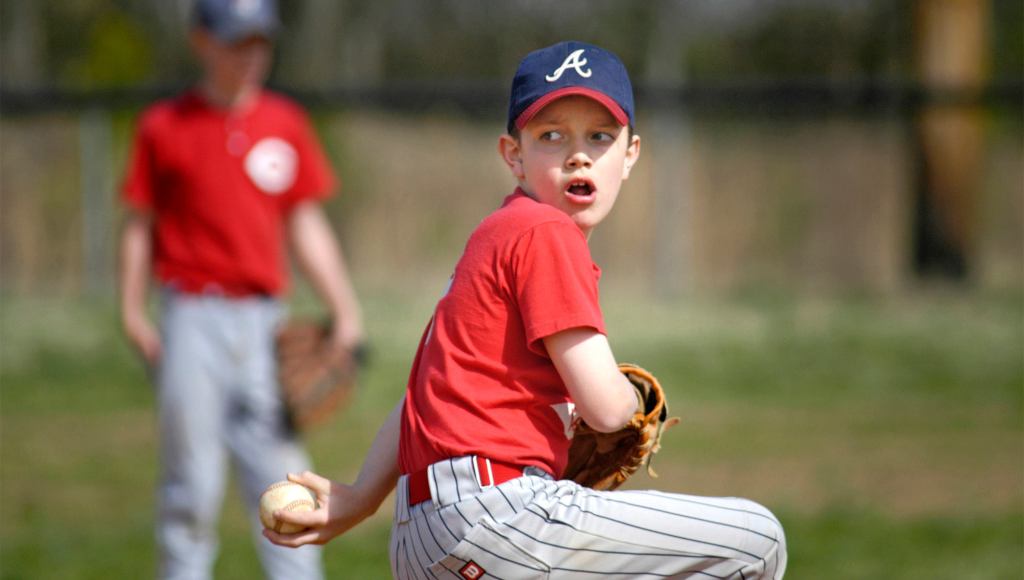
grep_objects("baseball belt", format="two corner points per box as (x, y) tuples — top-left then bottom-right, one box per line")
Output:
(407, 456), (527, 506)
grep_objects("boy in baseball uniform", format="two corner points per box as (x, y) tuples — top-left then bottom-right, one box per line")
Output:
(119, 0), (362, 578)
(266, 41), (786, 579)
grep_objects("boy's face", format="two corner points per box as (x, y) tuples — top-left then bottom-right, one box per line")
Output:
(191, 29), (272, 95)
(499, 96), (640, 238)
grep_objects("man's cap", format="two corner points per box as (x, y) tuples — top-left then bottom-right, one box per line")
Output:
(508, 41), (634, 133)
(193, 0), (280, 43)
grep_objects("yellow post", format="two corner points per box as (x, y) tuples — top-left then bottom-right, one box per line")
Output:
(914, 0), (991, 278)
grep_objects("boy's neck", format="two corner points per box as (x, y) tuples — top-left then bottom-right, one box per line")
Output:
(516, 186), (595, 241)
(199, 79), (261, 110)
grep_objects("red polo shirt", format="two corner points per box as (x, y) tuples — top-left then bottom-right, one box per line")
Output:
(122, 89), (336, 296)
(399, 190), (606, 478)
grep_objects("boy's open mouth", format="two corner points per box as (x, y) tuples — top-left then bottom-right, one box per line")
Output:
(565, 180), (596, 204)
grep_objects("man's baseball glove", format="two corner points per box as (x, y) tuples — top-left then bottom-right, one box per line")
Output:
(562, 363), (680, 491)
(275, 319), (366, 431)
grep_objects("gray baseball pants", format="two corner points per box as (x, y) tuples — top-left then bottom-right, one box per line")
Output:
(156, 290), (322, 580)
(390, 456), (786, 579)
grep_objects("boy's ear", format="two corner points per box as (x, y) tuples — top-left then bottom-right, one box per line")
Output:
(622, 134), (641, 180)
(498, 134), (526, 180)
(189, 28), (211, 58)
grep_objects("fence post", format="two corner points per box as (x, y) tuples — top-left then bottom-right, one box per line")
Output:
(913, 0), (990, 279)
(644, 0), (694, 298)
(79, 107), (114, 298)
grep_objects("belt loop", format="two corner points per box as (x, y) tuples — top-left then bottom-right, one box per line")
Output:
(426, 462), (440, 508)
(478, 456), (495, 488)
(396, 475), (412, 523)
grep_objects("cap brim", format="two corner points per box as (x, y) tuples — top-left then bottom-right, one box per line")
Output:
(514, 87), (629, 131)
(212, 20), (279, 43)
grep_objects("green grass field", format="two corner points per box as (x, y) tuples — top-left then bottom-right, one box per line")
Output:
(2, 289), (1022, 579)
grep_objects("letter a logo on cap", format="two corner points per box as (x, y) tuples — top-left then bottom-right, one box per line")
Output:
(545, 49), (592, 82)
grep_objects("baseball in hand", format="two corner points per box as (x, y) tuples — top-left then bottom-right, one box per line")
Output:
(259, 480), (318, 534)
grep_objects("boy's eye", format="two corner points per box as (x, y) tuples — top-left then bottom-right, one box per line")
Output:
(591, 131), (615, 143)
(540, 130), (563, 141)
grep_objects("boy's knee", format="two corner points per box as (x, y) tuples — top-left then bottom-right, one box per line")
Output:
(739, 499), (787, 579)
(739, 498), (784, 530)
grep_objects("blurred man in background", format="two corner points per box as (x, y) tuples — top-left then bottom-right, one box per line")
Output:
(118, 0), (362, 577)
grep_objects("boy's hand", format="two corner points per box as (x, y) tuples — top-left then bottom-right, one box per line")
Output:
(329, 316), (364, 357)
(562, 363), (680, 491)
(262, 471), (373, 547)
(123, 311), (162, 365)
(276, 319), (366, 430)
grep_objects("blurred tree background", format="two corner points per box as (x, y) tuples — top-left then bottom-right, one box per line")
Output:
(1, 1), (1022, 579)
(1, 0), (1021, 296)
(3, 1), (1022, 87)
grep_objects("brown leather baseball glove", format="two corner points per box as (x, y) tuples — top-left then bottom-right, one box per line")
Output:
(562, 363), (680, 491)
(275, 319), (366, 432)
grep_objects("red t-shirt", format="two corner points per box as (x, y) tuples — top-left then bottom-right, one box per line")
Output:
(121, 89), (337, 296)
(399, 189), (606, 478)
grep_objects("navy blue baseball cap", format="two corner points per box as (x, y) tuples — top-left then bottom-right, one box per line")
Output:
(193, 0), (280, 43)
(508, 41), (634, 134)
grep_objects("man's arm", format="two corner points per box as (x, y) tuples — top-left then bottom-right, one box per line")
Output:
(119, 210), (161, 364)
(287, 201), (364, 350)
(544, 328), (638, 432)
(264, 396), (404, 546)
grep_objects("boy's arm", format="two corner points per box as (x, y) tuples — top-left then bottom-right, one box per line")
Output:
(544, 328), (639, 432)
(287, 201), (364, 352)
(264, 396), (404, 546)
(119, 210), (161, 365)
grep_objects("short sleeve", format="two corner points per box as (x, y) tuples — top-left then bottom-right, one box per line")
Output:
(282, 108), (338, 210)
(510, 220), (605, 354)
(121, 112), (157, 211)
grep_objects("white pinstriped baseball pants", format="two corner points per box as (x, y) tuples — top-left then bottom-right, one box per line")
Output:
(390, 456), (786, 579)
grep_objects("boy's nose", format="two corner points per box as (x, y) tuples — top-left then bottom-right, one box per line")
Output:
(565, 150), (593, 169)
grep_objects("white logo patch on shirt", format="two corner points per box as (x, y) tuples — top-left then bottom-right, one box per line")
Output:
(244, 137), (298, 195)
(545, 49), (592, 82)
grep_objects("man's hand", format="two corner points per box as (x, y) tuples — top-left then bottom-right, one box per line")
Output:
(262, 471), (373, 547)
